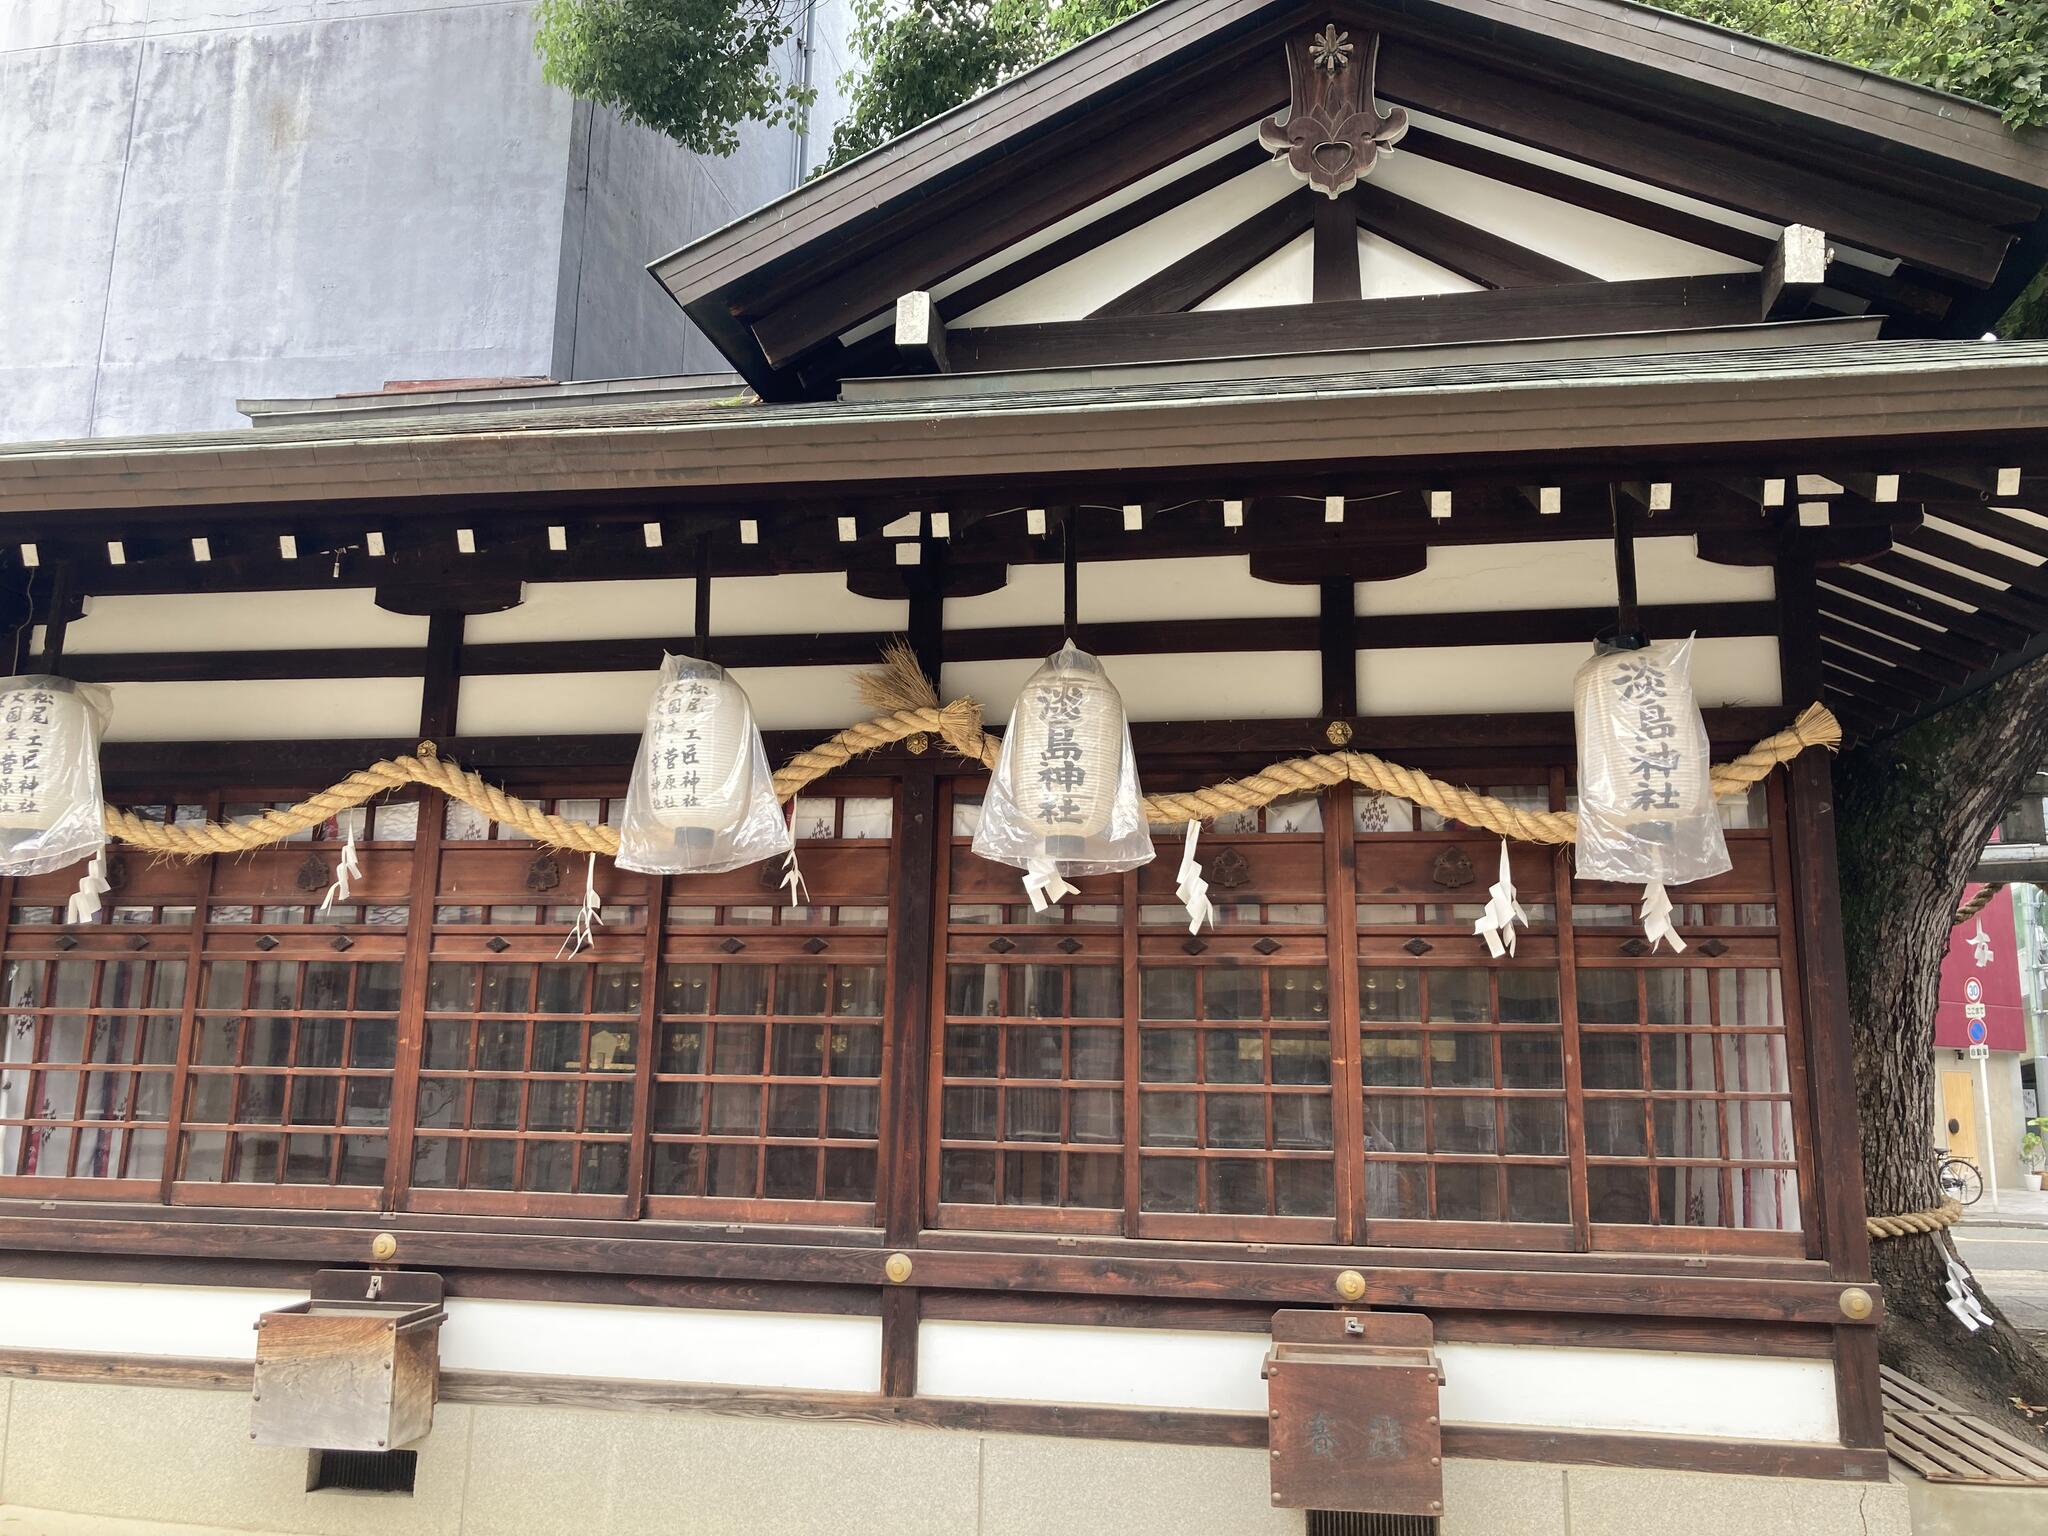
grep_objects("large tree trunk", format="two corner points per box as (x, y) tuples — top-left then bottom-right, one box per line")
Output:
(1836, 653), (2048, 1433)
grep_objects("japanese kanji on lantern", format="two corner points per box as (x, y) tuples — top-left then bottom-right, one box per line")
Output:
(616, 654), (790, 875)
(1571, 636), (1730, 951)
(0, 674), (112, 879)
(973, 641), (1153, 908)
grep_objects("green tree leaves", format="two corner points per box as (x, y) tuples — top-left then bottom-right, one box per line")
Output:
(534, 0), (817, 157)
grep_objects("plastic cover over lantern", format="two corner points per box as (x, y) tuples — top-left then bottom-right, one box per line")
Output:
(616, 654), (791, 875)
(973, 641), (1153, 906)
(0, 675), (112, 878)
(1572, 636), (1730, 890)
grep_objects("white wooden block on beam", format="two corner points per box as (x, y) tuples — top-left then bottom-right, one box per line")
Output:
(895, 543), (921, 566)
(1874, 474), (1899, 503)
(1762, 478), (1786, 508)
(930, 512), (952, 539)
(641, 523), (661, 549)
(279, 535), (298, 560)
(836, 516), (858, 542)
(1999, 467), (2023, 497)
(740, 519), (759, 545)
(191, 537), (211, 563)
(18, 544), (37, 568)
(1798, 502), (1831, 527)
(1325, 495), (1344, 524)
(1026, 507), (1047, 536)
(1223, 500), (1244, 528)
(1540, 487), (1561, 516)
(458, 528), (478, 554)
(547, 526), (568, 551)
(894, 291), (948, 373)
(107, 541), (126, 566)
(1649, 482), (1671, 512)
(366, 531), (386, 557)
(1429, 491), (1452, 520)
(1123, 504), (1143, 531)
(882, 512), (920, 538)
(1797, 475), (1843, 497)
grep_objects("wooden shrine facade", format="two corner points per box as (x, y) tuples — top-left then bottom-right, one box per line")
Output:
(5, 0), (2048, 1496)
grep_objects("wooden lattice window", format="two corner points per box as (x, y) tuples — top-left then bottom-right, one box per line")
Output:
(649, 784), (893, 1221)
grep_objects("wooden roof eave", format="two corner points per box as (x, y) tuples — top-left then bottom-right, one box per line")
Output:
(7, 344), (2048, 523)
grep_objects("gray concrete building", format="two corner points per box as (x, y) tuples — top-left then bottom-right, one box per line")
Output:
(0, 0), (851, 440)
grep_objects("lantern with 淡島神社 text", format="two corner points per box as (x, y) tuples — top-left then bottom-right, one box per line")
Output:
(0, 675), (112, 879)
(1572, 636), (1729, 950)
(973, 642), (1153, 908)
(616, 654), (790, 875)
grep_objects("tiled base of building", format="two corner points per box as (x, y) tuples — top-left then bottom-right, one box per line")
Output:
(0, 1379), (1911, 1536)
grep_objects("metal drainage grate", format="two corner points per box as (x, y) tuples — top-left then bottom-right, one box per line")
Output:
(306, 1449), (418, 1495)
(1306, 1513), (1440, 1536)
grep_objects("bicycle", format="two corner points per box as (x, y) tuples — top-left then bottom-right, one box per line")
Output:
(1937, 1150), (1986, 1207)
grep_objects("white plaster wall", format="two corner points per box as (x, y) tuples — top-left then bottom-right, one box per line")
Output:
(456, 663), (875, 735)
(1359, 538), (1775, 615)
(1197, 229), (1314, 309)
(102, 676), (424, 740)
(946, 557), (1319, 631)
(1358, 637), (1782, 715)
(1358, 227), (1479, 298)
(957, 157), (1300, 327)
(464, 574), (907, 644)
(946, 651), (1321, 723)
(916, 1320), (1840, 1443)
(63, 590), (429, 653)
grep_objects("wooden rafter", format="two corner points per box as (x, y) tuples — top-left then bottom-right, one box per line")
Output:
(1094, 188), (1315, 317)
(1351, 181), (1592, 288)
(1377, 42), (2013, 284)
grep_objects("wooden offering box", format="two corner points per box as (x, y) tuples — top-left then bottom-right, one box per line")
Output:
(252, 1270), (446, 1451)
(1264, 1310), (1444, 1517)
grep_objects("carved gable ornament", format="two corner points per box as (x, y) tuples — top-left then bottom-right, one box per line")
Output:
(1260, 25), (1409, 197)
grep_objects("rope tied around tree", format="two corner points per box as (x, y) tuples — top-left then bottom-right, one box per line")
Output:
(1867, 1199), (1964, 1240)
(97, 645), (1841, 861)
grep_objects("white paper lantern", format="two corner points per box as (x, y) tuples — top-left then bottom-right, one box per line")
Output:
(974, 642), (1153, 905)
(616, 654), (790, 875)
(1572, 636), (1730, 889)
(0, 675), (112, 878)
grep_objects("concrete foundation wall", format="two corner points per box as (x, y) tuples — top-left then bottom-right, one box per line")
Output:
(2, 0), (843, 441)
(0, 1378), (1913, 1536)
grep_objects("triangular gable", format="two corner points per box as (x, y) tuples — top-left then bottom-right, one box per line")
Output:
(654, 0), (2048, 399)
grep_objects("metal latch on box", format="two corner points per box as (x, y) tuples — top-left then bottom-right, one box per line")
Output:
(251, 1269), (446, 1453)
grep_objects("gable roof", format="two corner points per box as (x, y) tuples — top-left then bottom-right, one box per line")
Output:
(652, 0), (2048, 399)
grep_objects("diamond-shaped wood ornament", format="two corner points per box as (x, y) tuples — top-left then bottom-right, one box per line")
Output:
(1403, 937), (1432, 956)
(989, 937), (1017, 954)
(803, 937), (829, 954)
(1058, 937), (1083, 954)
(1254, 937), (1283, 955)
(330, 935), (355, 952)
(720, 937), (747, 954)
(54, 935), (77, 951)
(254, 934), (280, 952)
(1698, 938), (1729, 957)
(1620, 937), (1652, 957)
(128, 935), (150, 951)
(1183, 938), (1208, 955)
(486, 935), (512, 953)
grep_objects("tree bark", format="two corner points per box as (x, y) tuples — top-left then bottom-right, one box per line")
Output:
(1836, 652), (2048, 1431)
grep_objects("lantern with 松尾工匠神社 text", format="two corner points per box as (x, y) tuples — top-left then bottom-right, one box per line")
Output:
(0, 674), (112, 880)
(616, 654), (791, 876)
(972, 641), (1153, 909)
(1571, 636), (1729, 951)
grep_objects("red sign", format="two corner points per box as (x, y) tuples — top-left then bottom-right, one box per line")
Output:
(1933, 884), (2027, 1052)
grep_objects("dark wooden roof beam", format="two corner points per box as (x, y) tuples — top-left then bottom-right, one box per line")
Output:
(1819, 627), (1970, 690)
(1350, 182), (1594, 289)
(947, 271), (1762, 371)
(744, 49), (1291, 369)
(1922, 503), (2048, 562)
(1855, 555), (2034, 651)
(1815, 596), (2000, 673)
(1094, 187), (1315, 317)
(1377, 41), (2013, 285)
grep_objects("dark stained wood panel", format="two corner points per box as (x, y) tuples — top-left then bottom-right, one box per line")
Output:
(951, 273), (1763, 370)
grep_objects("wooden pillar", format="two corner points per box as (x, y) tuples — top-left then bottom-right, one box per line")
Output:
(1319, 578), (1356, 722)
(1774, 549), (1883, 1452)
(37, 562), (74, 674)
(382, 612), (463, 1212)
(879, 582), (943, 1397)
